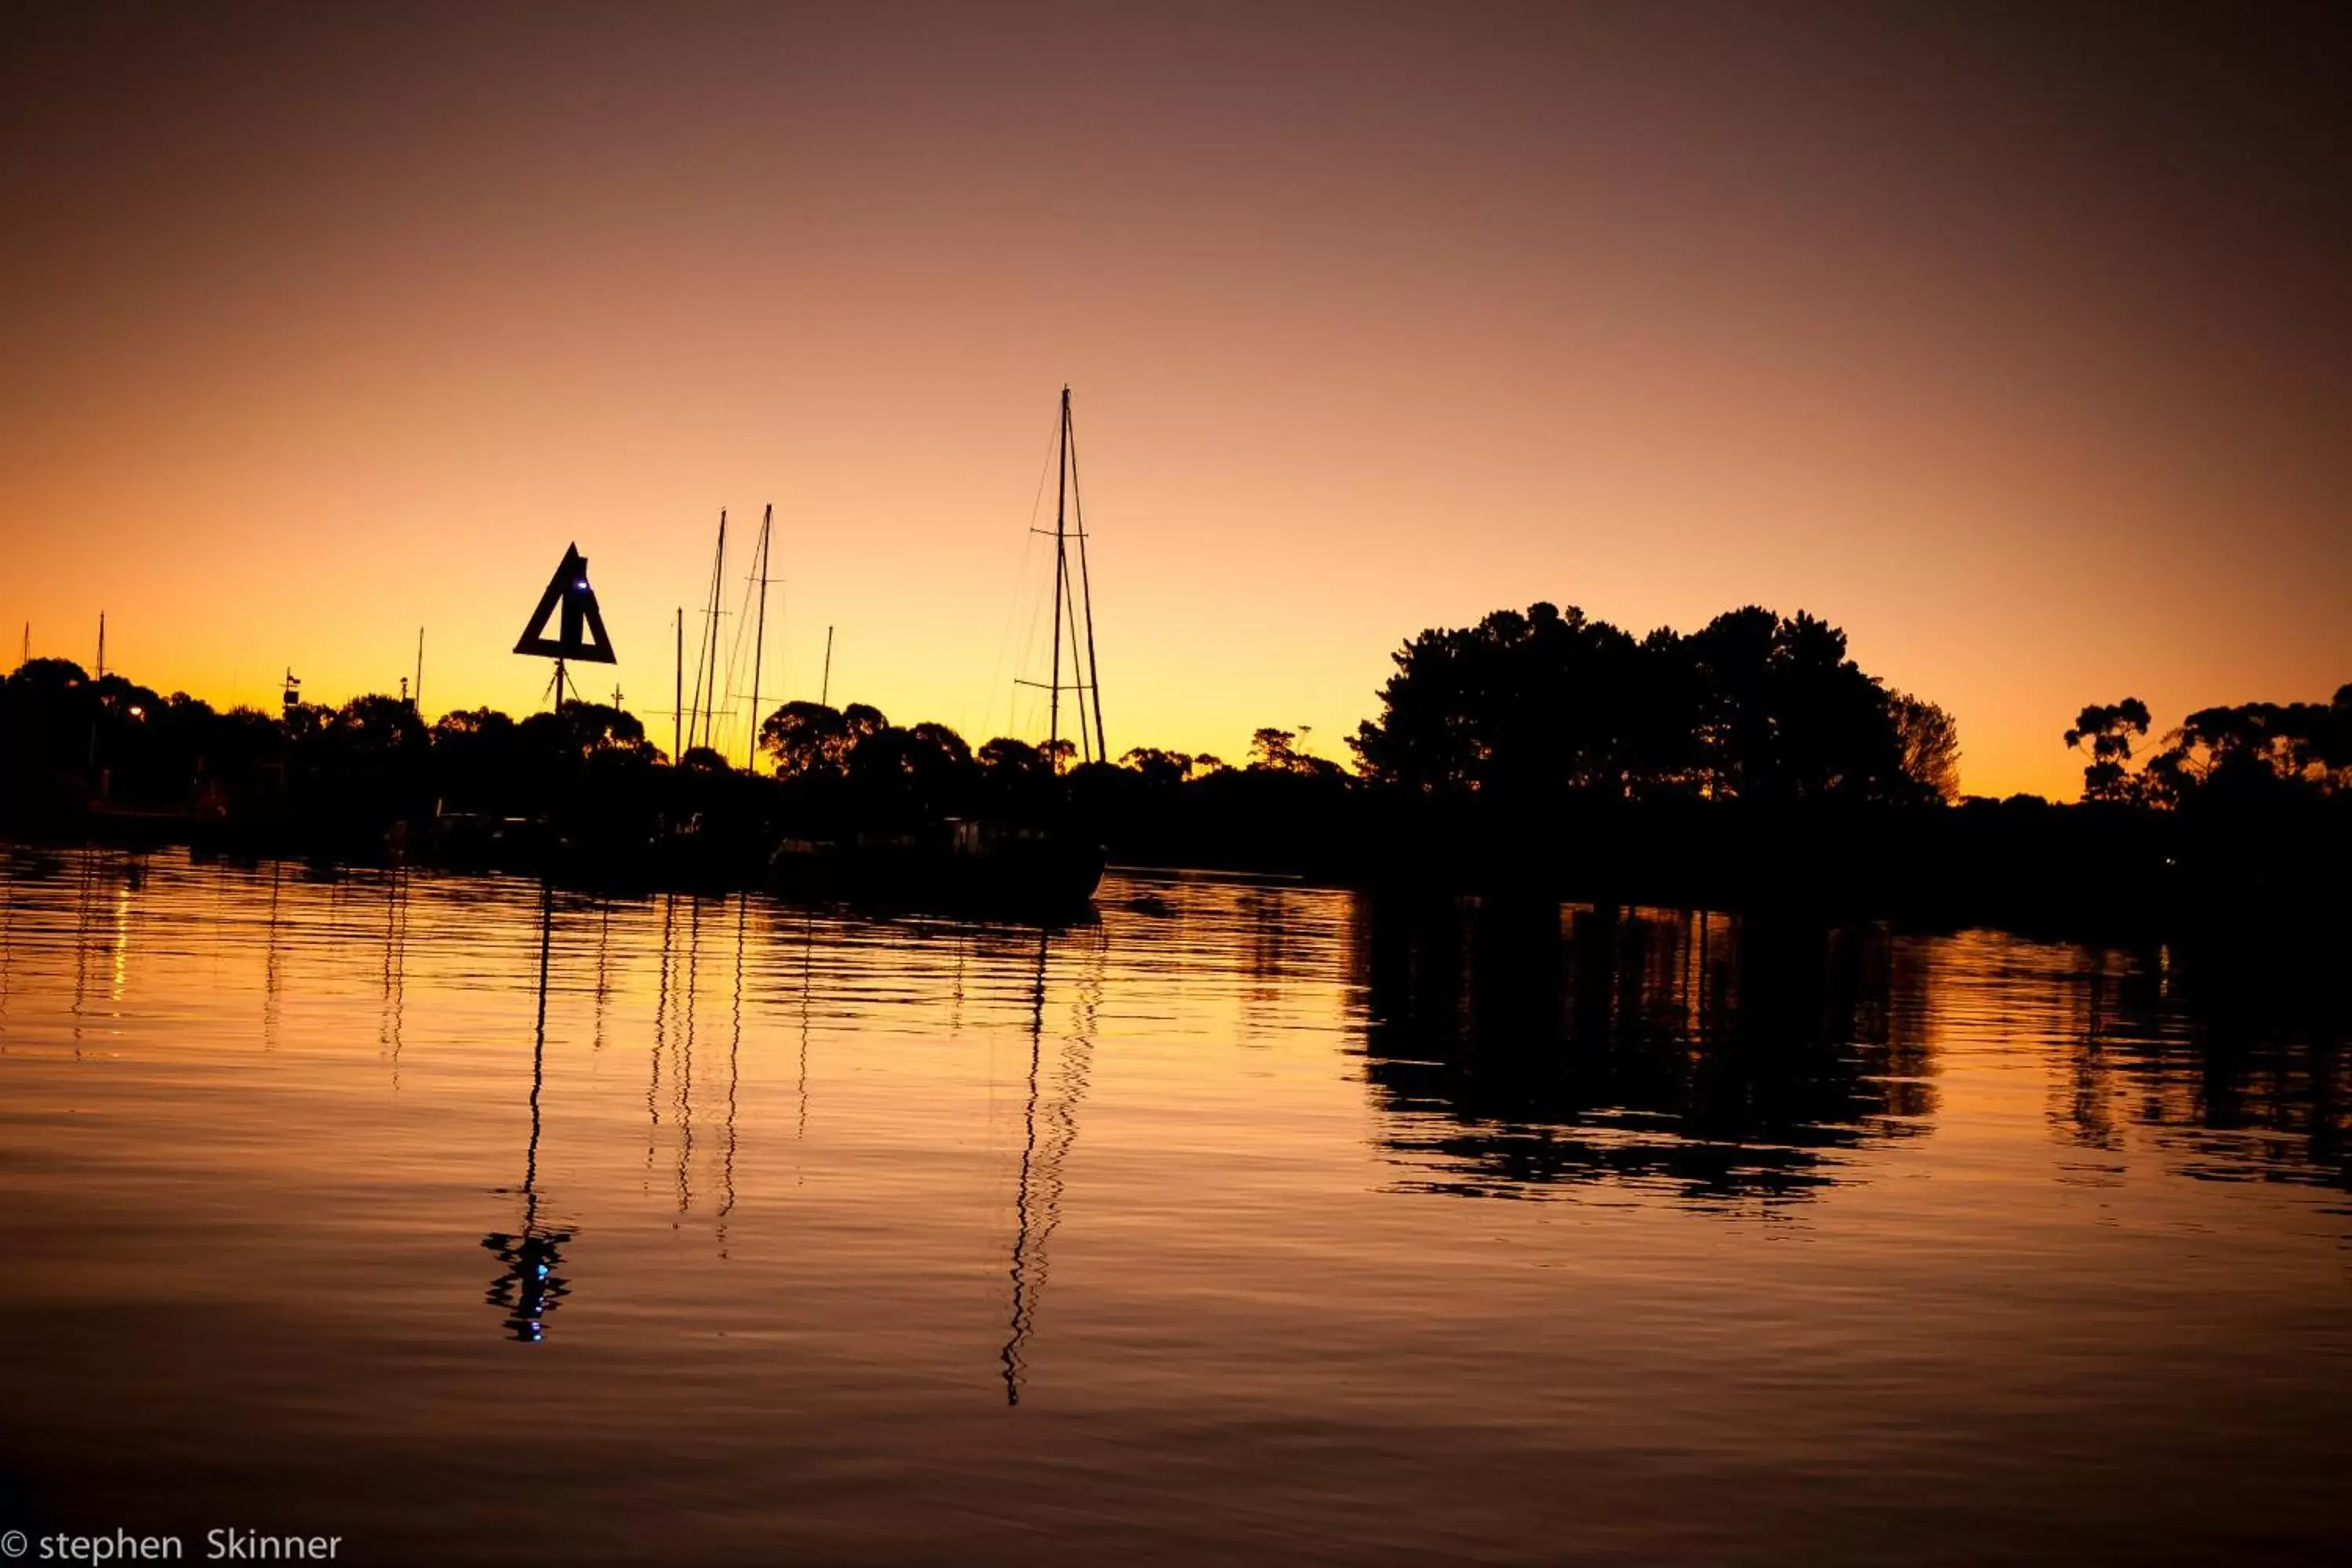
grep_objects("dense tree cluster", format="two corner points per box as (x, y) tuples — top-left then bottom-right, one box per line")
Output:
(1, 659), (279, 817)
(750, 699), (1069, 822)
(1348, 603), (1959, 806)
(2067, 688), (2352, 805)
(0, 658), (673, 836)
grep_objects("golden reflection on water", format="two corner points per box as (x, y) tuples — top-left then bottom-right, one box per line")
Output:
(0, 845), (2345, 1566)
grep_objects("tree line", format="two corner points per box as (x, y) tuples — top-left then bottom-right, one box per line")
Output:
(4, 598), (2342, 909)
(2066, 689), (2352, 806)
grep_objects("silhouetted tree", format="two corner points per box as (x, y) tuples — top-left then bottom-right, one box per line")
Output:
(978, 735), (1046, 776)
(1120, 746), (1192, 786)
(322, 693), (428, 757)
(1249, 728), (1300, 771)
(841, 702), (888, 742)
(279, 699), (336, 744)
(1893, 692), (1962, 805)
(844, 720), (976, 815)
(758, 701), (851, 779)
(1352, 601), (1926, 804)
(1247, 726), (1343, 781)
(906, 720), (973, 764)
(2065, 698), (2152, 803)
(2140, 691), (2352, 805)
(6, 657), (89, 696)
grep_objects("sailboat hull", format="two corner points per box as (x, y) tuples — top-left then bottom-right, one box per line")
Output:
(769, 827), (1105, 918)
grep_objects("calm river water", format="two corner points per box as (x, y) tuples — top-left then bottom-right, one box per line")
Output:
(1, 846), (2344, 1564)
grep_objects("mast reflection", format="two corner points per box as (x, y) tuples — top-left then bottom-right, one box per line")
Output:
(261, 858), (284, 1051)
(481, 883), (574, 1342)
(1000, 924), (1100, 1406)
(648, 892), (674, 1185)
(719, 891), (746, 1251)
(591, 895), (612, 1054)
(796, 907), (814, 1149)
(0, 849), (24, 1047)
(68, 848), (100, 1051)
(677, 895), (702, 1214)
(378, 866), (408, 1085)
(637, 889), (744, 1250)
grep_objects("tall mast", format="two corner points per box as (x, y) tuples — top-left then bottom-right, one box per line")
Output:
(1060, 532), (1087, 762)
(704, 508), (728, 753)
(692, 509), (728, 754)
(413, 627), (426, 717)
(688, 554), (711, 753)
(673, 608), (684, 764)
(1047, 386), (1069, 769)
(820, 625), (834, 708)
(96, 612), (106, 680)
(746, 502), (774, 774)
(1066, 391), (1107, 762)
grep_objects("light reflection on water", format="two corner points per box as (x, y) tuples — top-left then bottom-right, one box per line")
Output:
(0, 845), (2345, 1565)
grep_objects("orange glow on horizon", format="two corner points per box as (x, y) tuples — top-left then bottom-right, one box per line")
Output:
(2, 7), (2345, 799)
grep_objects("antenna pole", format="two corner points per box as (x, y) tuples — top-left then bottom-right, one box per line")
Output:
(1048, 387), (1069, 771)
(746, 502), (773, 775)
(1067, 393), (1107, 763)
(820, 625), (834, 709)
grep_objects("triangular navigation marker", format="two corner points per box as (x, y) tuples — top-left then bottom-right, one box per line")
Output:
(514, 543), (619, 665)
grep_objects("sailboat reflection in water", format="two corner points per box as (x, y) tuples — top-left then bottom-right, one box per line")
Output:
(482, 884), (575, 1341)
(1000, 924), (1099, 1404)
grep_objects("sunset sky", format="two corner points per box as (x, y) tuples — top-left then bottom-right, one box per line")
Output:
(2, 2), (2346, 798)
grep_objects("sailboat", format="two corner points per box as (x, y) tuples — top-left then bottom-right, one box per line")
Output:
(768, 387), (1109, 916)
